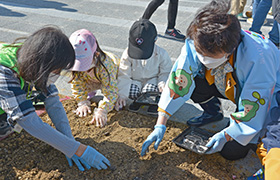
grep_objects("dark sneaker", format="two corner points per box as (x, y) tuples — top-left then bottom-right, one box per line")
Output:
(165, 28), (185, 40)
(147, 105), (158, 116)
(187, 112), (223, 126)
(0, 121), (13, 141)
(128, 102), (142, 112)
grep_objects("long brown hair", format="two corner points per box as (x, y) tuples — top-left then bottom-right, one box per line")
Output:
(17, 26), (75, 92)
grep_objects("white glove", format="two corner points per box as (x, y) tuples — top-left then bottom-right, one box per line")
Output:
(90, 108), (107, 127)
(75, 100), (92, 117)
(115, 95), (127, 111)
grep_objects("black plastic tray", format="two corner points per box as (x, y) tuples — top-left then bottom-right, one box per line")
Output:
(134, 92), (161, 106)
(172, 127), (214, 154)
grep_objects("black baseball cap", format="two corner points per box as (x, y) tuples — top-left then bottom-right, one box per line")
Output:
(128, 19), (157, 59)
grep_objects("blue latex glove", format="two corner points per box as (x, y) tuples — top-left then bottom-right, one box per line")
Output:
(141, 125), (166, 156)
(66, 155), (91, 171)
(66, 146), (111, 171)
(205, 130), (227, 154)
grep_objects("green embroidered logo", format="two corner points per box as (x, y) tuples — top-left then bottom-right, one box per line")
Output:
(168, 67), (192, 99)
(231, 91), (265, 122)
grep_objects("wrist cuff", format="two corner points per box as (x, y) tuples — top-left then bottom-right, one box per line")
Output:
(158, 111), (170, 120)
(94, 108), (107, 114)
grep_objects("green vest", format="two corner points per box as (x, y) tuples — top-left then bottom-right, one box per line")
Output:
(0, 43), (24, 115)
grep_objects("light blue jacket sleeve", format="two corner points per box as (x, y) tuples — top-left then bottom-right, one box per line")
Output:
(17, 112), (80, 158)
(44, 94), (74, 139)
(226, 30), (280, 145)
(16, 84), (80, 157)
(158, 40), (202, 115)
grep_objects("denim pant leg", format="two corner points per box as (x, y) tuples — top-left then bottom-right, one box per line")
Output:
(278, 23), (280, 46)
(252, 0), (261, 17)
(250, 0), (272, 34)
(268, 20), (280, 45)
(279, 23), (280, 46)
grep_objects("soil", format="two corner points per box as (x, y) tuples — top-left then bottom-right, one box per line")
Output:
(0, 96), (256, 180)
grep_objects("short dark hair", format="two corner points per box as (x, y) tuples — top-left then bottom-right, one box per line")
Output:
(187, 0), (241, 55)
(17, 26), (75, 92)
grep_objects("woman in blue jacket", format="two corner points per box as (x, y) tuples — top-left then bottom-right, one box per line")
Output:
(141, 0), (280, 160)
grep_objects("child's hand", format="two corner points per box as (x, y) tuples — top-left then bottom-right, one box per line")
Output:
(115, 96), (127, 111)
(90, 108), (107, 127)
(75, 100), (92, 117)
(75, 105), (91, 117)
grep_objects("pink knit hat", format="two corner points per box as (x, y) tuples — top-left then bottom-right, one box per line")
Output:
(69, 29), (97, 71)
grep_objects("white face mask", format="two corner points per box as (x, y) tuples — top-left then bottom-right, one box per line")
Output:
(196, 52), (228, 69)
(47, 72), (60, 87)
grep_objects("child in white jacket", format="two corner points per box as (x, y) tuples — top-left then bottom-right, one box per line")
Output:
(115, 19), (173, 111)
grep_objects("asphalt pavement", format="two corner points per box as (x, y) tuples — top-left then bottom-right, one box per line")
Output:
(1, 0), (274, 175)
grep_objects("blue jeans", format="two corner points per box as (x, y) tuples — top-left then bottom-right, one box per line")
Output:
(278, 23), (280, 46)
(249, 0), (272, 34)
(269, 21), (280, 45)
(252, 0), (261, 17)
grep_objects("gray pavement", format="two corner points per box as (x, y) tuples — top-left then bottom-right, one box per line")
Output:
(1, 0), (273, 175)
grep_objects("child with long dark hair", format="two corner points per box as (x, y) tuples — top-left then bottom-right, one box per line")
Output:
(0, 27), (110, 171)
(69, 29), (119, 128)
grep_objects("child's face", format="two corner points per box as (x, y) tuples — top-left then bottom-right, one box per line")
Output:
(86, 52), (99, 71)
(85, 56), (97, 77)
(47, 70), (61, 86)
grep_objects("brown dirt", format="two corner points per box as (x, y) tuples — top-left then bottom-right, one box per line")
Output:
(0, 96), (254, 180)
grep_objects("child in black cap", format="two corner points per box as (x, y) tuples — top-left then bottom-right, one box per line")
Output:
(115, 19), (172, 111)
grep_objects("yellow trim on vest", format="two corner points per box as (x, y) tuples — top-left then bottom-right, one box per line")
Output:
(205, 68), (214, 85)
(225, 54), (236, 103)
(256, 142), (267, 166)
